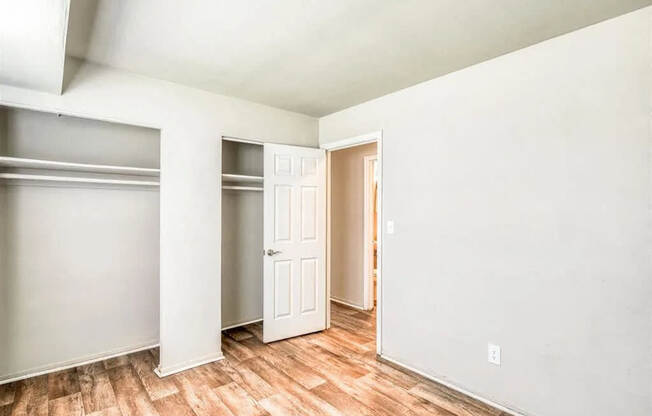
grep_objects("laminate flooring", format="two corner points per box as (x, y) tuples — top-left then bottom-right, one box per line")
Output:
(0, 302), (509, 416)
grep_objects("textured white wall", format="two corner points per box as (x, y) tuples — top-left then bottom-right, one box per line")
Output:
(0, 58), (317, 375)
(320, 8), (652, 416)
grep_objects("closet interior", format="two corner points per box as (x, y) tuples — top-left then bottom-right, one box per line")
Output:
(0, 106), (160, 381)
(221, 137), (264, 330)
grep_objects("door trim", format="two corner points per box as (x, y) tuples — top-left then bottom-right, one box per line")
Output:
(320, 132), (379, 151)
(331, 297), (366, 311)
(363, 154), (378, 311)
(321, 130), (383, 355)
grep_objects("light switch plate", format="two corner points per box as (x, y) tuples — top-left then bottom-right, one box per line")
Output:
(386, 220), (395, 234)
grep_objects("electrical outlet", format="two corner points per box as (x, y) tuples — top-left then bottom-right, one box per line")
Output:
(386, 220), (395, 234)
(488, 343), (501, 366)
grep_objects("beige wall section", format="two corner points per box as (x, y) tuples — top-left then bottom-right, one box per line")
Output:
(320, 7), (652, 416)
(0, 58), (318, 376)
(330, 142), (377, 308)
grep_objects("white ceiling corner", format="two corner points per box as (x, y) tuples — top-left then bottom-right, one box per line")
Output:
(0, 0), (70, 94)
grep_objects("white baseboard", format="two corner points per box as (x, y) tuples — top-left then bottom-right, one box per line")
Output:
(155, 352), (224, 378)
(0, 341), (159, 385)
(222, 318), (262, 331)
(330, 297), (366, 310)
(379, 354), (528, 416)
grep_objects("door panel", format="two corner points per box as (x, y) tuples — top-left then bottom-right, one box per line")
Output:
(300, 257), (318, 314)
(301, 186), (317, 241)
(263, 143), (326, 343)
(274, 185), (292, 242)
(274, 260), (292, 319)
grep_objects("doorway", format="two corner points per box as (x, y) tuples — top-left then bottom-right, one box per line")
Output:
(323, 132), (382, 354)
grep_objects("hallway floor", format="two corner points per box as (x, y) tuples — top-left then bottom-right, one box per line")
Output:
(0, 302), (507, 415)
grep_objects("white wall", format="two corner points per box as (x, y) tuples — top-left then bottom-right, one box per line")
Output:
(320, 8), (651, 416)
(0, 58), (318, 375)
(330, 142), (377, 308)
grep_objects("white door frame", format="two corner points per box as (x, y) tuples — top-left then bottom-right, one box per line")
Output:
(321, 131), (383, 355)
(363, 154), (378, 311)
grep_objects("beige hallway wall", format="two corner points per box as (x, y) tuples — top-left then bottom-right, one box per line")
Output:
(330, 142), (377, 308)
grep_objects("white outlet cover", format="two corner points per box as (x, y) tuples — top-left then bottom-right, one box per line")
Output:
(488, 343), (501, 366)
(387, 220), (395, 234)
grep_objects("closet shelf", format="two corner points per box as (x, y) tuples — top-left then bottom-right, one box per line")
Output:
(222, 185), (263, 192)
(0, 156), (160, 176)
(222, 173), (263, 183)
(0, 173), (160, 187)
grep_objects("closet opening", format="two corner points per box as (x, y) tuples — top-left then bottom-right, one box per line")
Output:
(0, 106), (161, 384)
(220, 137), (264, 336)
(220, 137), (328, 345)
(324, 133), (382, 354)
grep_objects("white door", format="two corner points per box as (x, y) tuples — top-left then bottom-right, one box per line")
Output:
(263, 143), (326, 343)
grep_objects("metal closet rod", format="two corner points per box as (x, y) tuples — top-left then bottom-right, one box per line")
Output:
(222, 185), (263, 191)
(0, 173), (160, 187)
(0, 156), (160, 176)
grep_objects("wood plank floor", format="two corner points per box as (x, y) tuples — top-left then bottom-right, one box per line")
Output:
(1, 302), (509, 416)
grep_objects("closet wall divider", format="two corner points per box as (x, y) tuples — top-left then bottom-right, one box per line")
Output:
(0, 106), (161, 382)
(221, 137), (264, 329)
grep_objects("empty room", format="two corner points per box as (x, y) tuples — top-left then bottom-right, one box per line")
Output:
(1, 1), (651, 415)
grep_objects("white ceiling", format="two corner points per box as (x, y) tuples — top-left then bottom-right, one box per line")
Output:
(63, 0), (651, 116)
(0, 0), (69, 94)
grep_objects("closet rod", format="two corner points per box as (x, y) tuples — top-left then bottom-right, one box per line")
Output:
(222, 185), (263, 191)
(222, 173), (263, 183)
(0, 173), (160, 187)
(0, 156), (160, 176)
